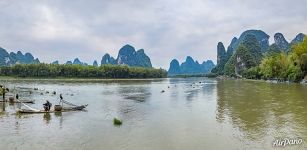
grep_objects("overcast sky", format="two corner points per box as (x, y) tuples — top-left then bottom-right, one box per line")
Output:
(0, 0), (307, 69)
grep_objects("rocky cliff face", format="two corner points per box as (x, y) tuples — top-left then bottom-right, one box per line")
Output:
(212, 41), (232, 74)
(233, 30), (270, 53)
(73, 58), (82, 65)
(52, 61), (59, 65)
(201, 60), (215, 73)
(291, 33), (305, 44)
(116, 45), (152, 67)
(214, 30), (306, 76)
(168, 56), (215, 76)
(168, 59), (181, 75)
(101, 53), (116, 65)
(217, 42), (226, 65)
(226, 37), (237, 57)
(135, 49), (152, 67)
(274, 33), (290, 51)
(0, 47), (39, 66)
(93, 60), (98, 67)
(224, 34), (262, 77)
(180, 56), (201, 74)
(101, 44), (152, 68)
(65, 58), (87, 66)
(0, 47), (10, 66)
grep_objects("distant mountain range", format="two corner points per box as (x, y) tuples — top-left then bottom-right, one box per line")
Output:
(0, 48), (39, 66)
(0, 44), (153, 68)
(168, 56), (215, 76)
(1, 30), (304, 77)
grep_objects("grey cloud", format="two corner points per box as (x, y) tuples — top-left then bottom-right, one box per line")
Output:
(0, 0), (307, 69)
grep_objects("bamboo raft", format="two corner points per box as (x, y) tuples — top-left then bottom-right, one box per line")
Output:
(17, 105), (88, 114)
(0, 100), (35, 103)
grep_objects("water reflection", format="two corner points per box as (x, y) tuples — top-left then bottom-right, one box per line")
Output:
(184, 79), (217, 101)
(117, 85), (151, 102)
(0, 102), (5, 112)
(1, 78), (307, 150)
(54, 112), (62, 117)
(115, 84), (153, 124)
(216, 79), (307, 141)
(43, 113), (51, 124)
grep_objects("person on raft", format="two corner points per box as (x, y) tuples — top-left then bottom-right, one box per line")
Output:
(0, 85), (9, 101)
(43, 100), (52, 111)
(60, 94), (63, 100)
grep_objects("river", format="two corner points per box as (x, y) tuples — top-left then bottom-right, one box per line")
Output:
(0, 78), (306, 150)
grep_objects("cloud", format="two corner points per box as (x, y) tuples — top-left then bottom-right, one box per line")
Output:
(0, 0), (307, 68)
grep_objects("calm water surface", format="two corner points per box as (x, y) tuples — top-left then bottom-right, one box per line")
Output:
(0, 78), (306, 150)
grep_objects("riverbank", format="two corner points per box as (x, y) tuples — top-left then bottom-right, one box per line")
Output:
(0, 64), (167, 78)
(0, 76), (167, 81)
(216, 75), (307, 85)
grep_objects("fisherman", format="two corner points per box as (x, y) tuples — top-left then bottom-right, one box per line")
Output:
(60, 94), (63, 100)
(43, 100), (52, 111)
(0, 85), (8, 101)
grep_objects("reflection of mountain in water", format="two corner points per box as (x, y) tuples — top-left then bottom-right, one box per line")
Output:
(216, 80), (307, 140)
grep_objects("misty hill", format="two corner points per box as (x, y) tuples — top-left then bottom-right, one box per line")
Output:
(0, 47), (39, 66)
(65, 58), (88, 66)
(101, 44), (152, 68)
(168, 56), (215, 76)
(0, 44), (153, 68)
(212, 29), (306, 76)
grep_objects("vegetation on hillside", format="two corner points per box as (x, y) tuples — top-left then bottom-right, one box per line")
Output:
(213, 33), (307, 82)
(0, 64), (167, 78)
(243, 37), (307, 82)
(224, 35), (261, 77)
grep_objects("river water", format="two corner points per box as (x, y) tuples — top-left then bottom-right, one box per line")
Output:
(0, 78), (306, 150)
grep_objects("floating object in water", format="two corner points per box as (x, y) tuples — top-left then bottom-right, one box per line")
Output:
(199, 82), (201, 83)
(40, 93), (43, 95)
(161, 90), (165, 93)
(9, 97), (14, 103)
(34, 88), (38, 90)
(168, 86), (170, 88)
(113, 118), (122, 125)
(52, 91), (56, 95)
(46, 91), (49, 94)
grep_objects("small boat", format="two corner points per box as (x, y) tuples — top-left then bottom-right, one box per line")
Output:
(17, 109), (67, 113)
(0, 99), (35, 103)
(16, 98), (87, 114)
(17, 105), (88, 114)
